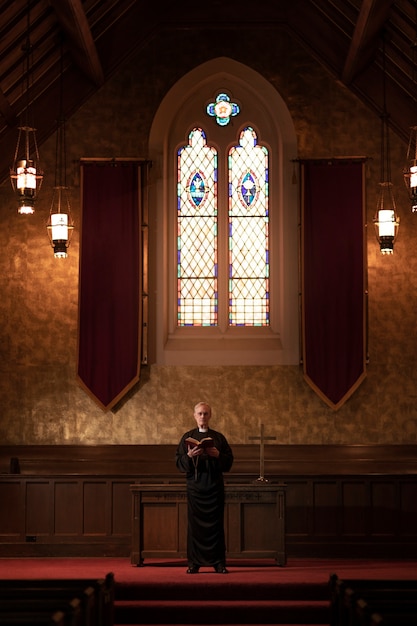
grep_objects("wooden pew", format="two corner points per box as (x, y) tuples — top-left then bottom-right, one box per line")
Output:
(0, 584), (95, 626)
(0, 609), (66, 625)
(369, 610), (417, 626)
(0, 573), (114, 626)
(0, 592), (85, 626)
(355, 596), (417, 626)
(0, 598), (81, 626)
(329, 575), (417, 626)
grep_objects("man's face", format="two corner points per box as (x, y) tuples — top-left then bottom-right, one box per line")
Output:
(193, 404), (211, 429)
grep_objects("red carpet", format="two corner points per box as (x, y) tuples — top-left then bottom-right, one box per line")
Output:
(1, 557), (416, 583)
(1, 558), (416, 625)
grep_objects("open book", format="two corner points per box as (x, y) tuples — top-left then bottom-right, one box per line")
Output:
(185, 436), (214, 450)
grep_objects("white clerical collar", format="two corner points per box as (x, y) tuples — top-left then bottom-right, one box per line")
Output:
(199, 428), (208, 433)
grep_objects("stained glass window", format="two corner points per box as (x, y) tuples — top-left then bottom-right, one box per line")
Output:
(206, 93), (240, 126)
(177, 123), (269, 328)
(228, 127), (269, 326)
(177, 128), (218, 326)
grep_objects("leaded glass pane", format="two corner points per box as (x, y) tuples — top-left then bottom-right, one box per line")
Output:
(177, 128), (218, 326)
(228, 127), (269, 326)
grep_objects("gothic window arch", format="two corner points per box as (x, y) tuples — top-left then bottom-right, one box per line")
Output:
(149, 58), (299, 366)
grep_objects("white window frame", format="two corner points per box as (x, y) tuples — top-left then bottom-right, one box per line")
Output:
(149, 57), (299, 366)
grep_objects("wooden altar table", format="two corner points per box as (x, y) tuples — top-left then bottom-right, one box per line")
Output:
(130, 482), (286, 566)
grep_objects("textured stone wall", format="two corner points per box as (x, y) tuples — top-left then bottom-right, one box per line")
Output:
(1, 28), (416, 447)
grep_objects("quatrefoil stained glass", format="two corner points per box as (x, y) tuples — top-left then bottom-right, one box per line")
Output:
(206, 92), (240, 126)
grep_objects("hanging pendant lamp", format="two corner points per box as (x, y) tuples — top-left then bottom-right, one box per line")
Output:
(10, 2), (43, 214)
(46, 41), (74, 258)
(373, 34), (400, 255)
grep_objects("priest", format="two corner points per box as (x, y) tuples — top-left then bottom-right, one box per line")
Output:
(176, 401), (234, 574)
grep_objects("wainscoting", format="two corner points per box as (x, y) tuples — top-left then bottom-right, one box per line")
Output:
(1, 445), (417, 558)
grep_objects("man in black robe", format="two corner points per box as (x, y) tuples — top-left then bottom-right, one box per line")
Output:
(176, 401), (234, 574)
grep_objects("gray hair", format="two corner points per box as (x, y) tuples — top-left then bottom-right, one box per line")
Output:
(194, 401), (211, 413)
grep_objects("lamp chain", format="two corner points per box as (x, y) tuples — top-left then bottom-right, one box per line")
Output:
(380, 34), (391, 185)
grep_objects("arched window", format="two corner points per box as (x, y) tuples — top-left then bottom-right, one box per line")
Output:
(149, 58), (299, 366)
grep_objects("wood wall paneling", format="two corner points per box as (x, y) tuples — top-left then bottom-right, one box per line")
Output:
(285, 480), (310, 535)
(26, 481), (50, 536)
(313, 481), (339, 535)
(1, 445), (417, 558)
(112, 481), (132, 535)
(55, 481), (82, 536)
(399, 480), (417, 535)
(0, 481), (22, 538)
(370, 481), (397, 535)
(341, 480), (367, 535)
(83, 481), (107, 535)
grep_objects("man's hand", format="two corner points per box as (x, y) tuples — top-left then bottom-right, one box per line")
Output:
(187, 446), (203, 458)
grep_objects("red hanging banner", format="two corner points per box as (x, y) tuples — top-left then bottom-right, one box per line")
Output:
(301, 160), (367, 410)
(77, 162), (143, 411)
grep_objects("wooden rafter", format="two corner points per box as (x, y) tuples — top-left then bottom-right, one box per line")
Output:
(342, 0), (395, 84)
(0, 87), (17, 128)
(48, 0), (104, 86)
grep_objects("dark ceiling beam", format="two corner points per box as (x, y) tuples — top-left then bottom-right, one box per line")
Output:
(0, 87), (17, 128)
(342, 0), (395, 84)
(48, 0), (104, 86)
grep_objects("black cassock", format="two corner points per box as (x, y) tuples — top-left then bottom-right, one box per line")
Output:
(176, 428), (234, 567)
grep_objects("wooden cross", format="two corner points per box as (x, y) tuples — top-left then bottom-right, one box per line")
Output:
(249, 423), (276, 482)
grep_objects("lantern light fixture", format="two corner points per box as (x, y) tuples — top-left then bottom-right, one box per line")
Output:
(46, 40), (74, 258)
(47, 185), (74, 258)
(403, 126), (417, 211)
(403, 8), (417, 213)
(373, 34), (400, 255)
(374, 182), (400, 254)
(10, 3), (43, 214)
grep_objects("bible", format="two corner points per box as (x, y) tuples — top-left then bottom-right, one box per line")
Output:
(185, 436), (214, 450)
